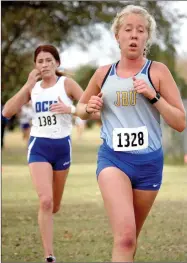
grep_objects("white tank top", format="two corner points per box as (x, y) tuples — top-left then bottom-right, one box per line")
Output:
(30, 76), (73, 139)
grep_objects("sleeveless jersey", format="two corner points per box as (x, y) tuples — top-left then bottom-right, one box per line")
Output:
(30, 76), (73, 139)
(100, 59), (162, 154)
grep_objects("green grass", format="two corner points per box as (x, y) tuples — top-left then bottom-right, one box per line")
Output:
(2, 127), (187, 262)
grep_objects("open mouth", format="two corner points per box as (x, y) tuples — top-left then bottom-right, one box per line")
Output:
(129, 43), (138, 48)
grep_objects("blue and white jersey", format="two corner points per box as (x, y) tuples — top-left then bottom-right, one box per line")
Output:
(30, 76), (73, 139)
(100, 59), (162, 154)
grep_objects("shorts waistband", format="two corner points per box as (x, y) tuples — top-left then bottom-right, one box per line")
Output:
(30, 135), (70, 141)
(102, 140), (163, 162)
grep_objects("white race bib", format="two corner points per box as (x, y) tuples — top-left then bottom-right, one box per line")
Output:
(37, 113), (57, 127)
(113, 126), (148, 151)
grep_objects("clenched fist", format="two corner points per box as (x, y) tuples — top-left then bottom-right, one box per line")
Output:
(133, 76), (156, 100)
(86, 92), (103, 114)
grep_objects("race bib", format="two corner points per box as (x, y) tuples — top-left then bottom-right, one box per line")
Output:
(113, 126), (148, 151)
(38, 114), (57, 127)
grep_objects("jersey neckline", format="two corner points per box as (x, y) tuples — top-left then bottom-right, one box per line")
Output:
(39, 76), (61, 90)
(114, 59), (148, 80)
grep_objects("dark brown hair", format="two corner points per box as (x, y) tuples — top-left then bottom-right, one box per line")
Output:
(34, 45), (67, 77)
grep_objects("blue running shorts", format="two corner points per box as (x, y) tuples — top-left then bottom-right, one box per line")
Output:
(21, 123), (30, 129)
(96, 140), (164, 191)
(28, 136), (71, 171)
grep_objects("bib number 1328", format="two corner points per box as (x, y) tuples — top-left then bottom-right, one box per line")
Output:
(113, 126), (148, 151)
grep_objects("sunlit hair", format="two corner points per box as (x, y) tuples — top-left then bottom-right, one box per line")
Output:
(111, 5), (156, 56)
(34, 45), (68, 77)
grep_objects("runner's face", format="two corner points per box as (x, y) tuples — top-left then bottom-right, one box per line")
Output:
(35, 51), (59, 78)
(116, 13), (148, 59)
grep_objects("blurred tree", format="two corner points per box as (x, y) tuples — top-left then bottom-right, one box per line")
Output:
(2, 1), (125, 101)
(176, 54), (187, 83)
(74, 65), (97, 91)
(2, 1), (187, 101)
(176, 55), (187, 97)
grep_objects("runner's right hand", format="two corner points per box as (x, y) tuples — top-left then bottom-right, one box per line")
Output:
(86, 92), (103, 114)
(27, 69), (42, 87)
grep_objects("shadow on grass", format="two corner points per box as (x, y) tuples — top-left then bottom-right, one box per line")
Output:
(2, 200), (187, 262)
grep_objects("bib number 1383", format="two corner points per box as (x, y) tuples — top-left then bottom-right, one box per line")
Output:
(113, 126), (148, 151)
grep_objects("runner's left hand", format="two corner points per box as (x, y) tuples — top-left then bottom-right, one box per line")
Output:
(50, 96), (71, 114)
(133, 76), (156, 100)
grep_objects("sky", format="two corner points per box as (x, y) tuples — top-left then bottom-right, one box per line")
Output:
(172, 1), (187, 54)
(60, 1), (187, 69)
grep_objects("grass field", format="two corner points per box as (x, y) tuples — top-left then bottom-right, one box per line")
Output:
(2, 127), (187, 262)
